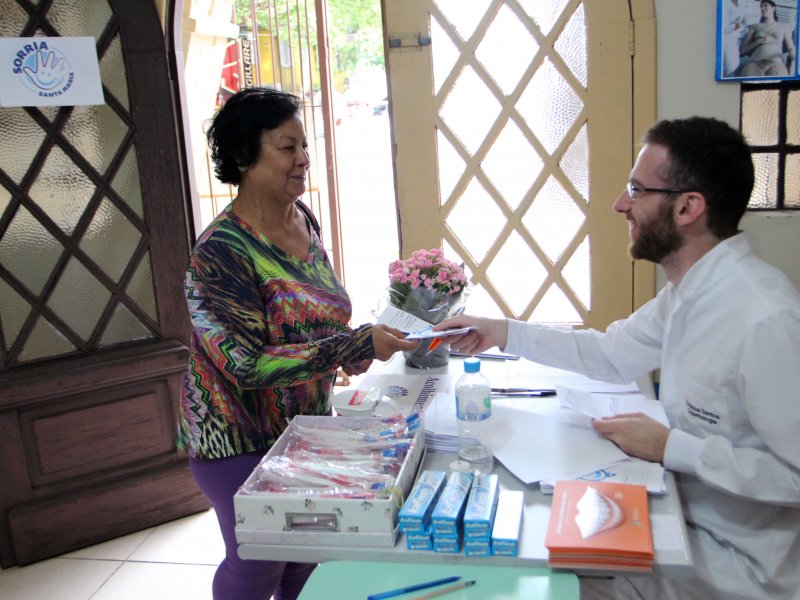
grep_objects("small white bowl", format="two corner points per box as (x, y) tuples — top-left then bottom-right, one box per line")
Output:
(331, 387), (379, 416)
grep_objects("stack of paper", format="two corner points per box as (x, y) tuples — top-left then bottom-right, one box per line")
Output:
(423, 393), (459, 452)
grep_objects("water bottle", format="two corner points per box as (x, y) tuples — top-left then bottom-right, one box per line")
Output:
(455, 357), (494, 473)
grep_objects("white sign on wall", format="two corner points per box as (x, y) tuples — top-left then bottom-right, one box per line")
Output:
(0, 37), (105, 107)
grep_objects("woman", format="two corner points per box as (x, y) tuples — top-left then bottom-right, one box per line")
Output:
(739, 0), (796, 77)
(178, 87), (417, 600)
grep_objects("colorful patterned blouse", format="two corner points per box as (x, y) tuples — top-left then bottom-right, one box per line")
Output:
(178, 204), (374, 459)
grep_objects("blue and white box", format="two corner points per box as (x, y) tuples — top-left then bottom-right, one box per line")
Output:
(463, 473), (499, 540)
(398, 470), (446, 533)
(465, 537), (491, 556)
(491, 489), (524, 556)
(431, 471), (474, 537)
(405, 524), (433, 551)
(432, 535), (461, 553)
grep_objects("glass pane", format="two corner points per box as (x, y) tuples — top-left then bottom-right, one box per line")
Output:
(561, 235), (590, 310)
(19, 316), (76, 362)
(431, 17), (460, 95)
(487, 230), (546, 316)
(522, 176), (584, 262)
(517, 58), (583, 155)
(530, 283), (581, 323)
(560, 123), (589, 202)
(111, 145), (144, 218)
(436, 130), (465, 205)
(62, 104), (129, 177)
(439, 65), (501, 156)
(446, 178), (505, 263)
(1, 185), (10, 216)
(45, 0), (112, 39)
(126, 251), (158, 321)
(749, 153), (778, 208)
(47, 257), (110, 341)
(80, 197), (140, 282)
(741, 89), (779, 146)
(0, 278), (29, 349)
(517, 0), (571, 36)
(482, 119), (543, 211)
(475, 5), (538, 95)
(0, 2), (29, 35)
(0, 108), (47, 185)
(433, 0), (492, 41)
(29, 145), (96, 235)
(554, 3), (587, 88)
(785, 154), (800, 208)
(788, 90), (800, 145)
(100, 34), (129, 111)
(98, 303), (153, 347)
(0, 205), (63, 295)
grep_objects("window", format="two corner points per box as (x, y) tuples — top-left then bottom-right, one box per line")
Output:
(741, 81), (800, 209)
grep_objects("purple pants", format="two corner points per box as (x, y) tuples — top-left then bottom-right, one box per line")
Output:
(190, 452), (316, 600)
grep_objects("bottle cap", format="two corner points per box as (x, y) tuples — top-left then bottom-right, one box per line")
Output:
(464, 357), (480, 373)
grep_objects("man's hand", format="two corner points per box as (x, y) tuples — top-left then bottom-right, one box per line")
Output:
(432, 315), (508, 355)
(591, 412), (670, 463)
(371, 324), (419, 361)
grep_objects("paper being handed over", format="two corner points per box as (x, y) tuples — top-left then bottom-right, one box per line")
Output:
(556, 386), (670, 427)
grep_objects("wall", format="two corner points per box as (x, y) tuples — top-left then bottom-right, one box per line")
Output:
(655, 0), (800, 289)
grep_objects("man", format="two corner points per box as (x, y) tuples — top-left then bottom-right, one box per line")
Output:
(437, 117), (800, 599)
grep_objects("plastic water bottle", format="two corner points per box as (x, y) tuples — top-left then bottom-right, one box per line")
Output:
(455, 357), (494, 473)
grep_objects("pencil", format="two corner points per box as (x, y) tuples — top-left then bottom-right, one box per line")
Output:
(410, 580), (476, 600)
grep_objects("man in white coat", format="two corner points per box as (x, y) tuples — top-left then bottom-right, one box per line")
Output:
(438, 117), (800, 600)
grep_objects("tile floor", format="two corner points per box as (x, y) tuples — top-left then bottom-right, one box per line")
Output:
(0, 508), (225, 600)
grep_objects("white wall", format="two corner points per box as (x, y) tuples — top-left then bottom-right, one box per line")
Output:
(655, 0), (800, 289)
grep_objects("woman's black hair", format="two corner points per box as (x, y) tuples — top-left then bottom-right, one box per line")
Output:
(206, 87), (302, 185)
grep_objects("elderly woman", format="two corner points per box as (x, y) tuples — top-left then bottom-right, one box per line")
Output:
(179, 87), (416, 600)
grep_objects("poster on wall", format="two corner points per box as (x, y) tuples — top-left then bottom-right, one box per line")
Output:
(716, 0), (799, 81)
(0, 37), (104, 107)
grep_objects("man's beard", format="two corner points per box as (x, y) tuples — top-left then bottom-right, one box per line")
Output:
(629, 199), (684, 263)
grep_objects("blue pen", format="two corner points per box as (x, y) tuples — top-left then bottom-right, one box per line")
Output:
(367, 576), (461, 600)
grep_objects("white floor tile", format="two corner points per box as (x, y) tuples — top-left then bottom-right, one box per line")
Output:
(0, 557), (122, 600)
(127, 508), (224, 566)
(91, 561), (215, 600)
(62, 527), (155, 561)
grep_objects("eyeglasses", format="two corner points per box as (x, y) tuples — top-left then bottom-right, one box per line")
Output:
(626, 182), (690, 200)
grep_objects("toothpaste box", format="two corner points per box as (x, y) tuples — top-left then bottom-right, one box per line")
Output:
(430, 471), (474, 537)
(463, 473), (499, 540)
(464, 537), (491, 556)
(432, 535), (461, 554)
(398, 470), (447, 533)
(491, 489), (524, 556)
(405, 523), (433, 551)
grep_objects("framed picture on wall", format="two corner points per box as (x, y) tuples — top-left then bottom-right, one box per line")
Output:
(716, 0), (799, 81)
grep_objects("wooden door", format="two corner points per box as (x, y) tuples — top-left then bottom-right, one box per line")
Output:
(0, 0), (208, 566)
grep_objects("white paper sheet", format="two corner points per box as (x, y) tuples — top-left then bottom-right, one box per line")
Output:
(557, 387), (670, 426)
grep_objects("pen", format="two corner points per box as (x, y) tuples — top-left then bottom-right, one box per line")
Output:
(428, 337), (443, 352)
(367, 576), (461, 600)
(491, 388), (556, 397)
(411, 580), (476, 600)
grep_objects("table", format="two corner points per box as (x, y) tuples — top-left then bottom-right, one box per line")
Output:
(238, 355), (695, 579)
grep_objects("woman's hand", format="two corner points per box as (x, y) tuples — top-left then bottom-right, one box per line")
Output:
(371, 324), (419, 361)
(343, 359), (372, 376)
(432, 315), (508, 355)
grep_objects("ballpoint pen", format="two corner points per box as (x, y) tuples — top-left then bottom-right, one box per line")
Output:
(491, 388), (556, 397)
(367, 576), (461, 600)
(411, 580), (476, 600)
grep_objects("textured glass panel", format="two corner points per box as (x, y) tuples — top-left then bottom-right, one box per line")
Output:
(436, 130), (466, 205)
(0, 108), (47, 185)
(482, 119), (542, 210)
(126, 251), (158, 321)
(487, 230), (546, 315)
(554, 4), (587, 87)
(0, 278), (30, 349)
(45, 0), (112, 39)
(560, 123), (589, 201)
(431, 17), (459, 95)
(446, 179), (505, 262)
(0, 2), (29, 35)
(62, 104), (128, 176)
(433, 0), (492, 41)
(1, 186), (10, 216)
(47, 257), (110, 341)
(517, 58), (583, 154)
(80, 197), (140, 282)
(522, 176), (584, 262)
(19, 315), (76, 363)
(788, 91), (800, 145)
(741, 90), (779, 146)
(459, 281), (505, 319)
(530, 284), (581, 323)
(439, 65), (501, 155)
(111, 145), (144, 218)
(517, 0), (571, 36)
(39, 106), (61, 123)
(748, 153), (778, 208)
(0, 205), (63, 295)
(785, 154), (800, 208)
(561, 235), (590, 310)
(29, 145), (95, 235)
(476, 5), (538, 95)
(100, 34), (129, 111)
(98, 303), (154, 347)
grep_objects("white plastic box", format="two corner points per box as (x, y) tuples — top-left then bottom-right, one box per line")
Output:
(234, 415), (425, 548)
